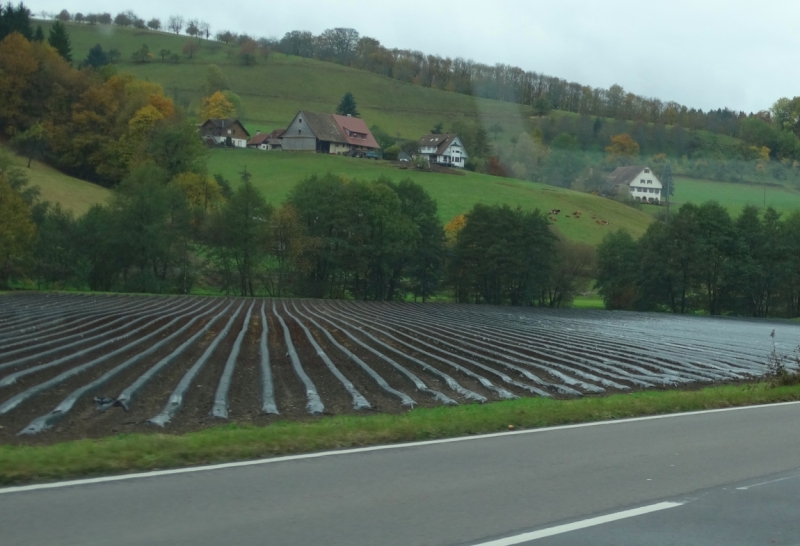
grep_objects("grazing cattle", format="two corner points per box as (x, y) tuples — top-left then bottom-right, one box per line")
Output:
(550, 209), (561, 215)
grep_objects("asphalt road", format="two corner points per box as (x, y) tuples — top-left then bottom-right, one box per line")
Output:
(2, 403), (800, 546)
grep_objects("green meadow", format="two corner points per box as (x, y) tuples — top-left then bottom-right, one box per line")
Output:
(208, 149), (654, 244)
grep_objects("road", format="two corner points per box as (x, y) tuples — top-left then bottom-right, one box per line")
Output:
(2, 403), (800, 546)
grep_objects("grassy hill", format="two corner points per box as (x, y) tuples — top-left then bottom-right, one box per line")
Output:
(3, 147), (111, 215)
(50, 21), (532, 139)
(209, 149), (653, 244)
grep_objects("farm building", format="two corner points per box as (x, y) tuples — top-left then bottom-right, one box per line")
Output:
(198, 119), (250, 148)
(418, 134), (469, 168)
(609, 165), (663, 204)
(281, 111), (380, 154)
(247, 129), (286, 151)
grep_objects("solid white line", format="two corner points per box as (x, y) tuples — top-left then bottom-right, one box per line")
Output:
(471, 502), (684, 545)
(736, 474), (800, 491)
(2, 400), (800, 495)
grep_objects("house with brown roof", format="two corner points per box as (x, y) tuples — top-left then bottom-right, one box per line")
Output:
(248, 128), (286, 151)
(281, 111), (380, 154)
(609, 165), (663, 203)
(417, 134), (469, 168)
(198, 119), (250, 148)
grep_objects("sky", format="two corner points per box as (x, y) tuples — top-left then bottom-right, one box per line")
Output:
(30, 0), (800, 113)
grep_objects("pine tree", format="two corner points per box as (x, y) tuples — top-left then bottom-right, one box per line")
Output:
(33, 24), (43, 42)
(662, 162), (675, 223)
(47, 20), (72, 62)
(82, 44), (109, 68)
(336, 92), (359, 117)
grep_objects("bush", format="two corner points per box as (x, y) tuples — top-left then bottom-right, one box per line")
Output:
(383, 145), (401, 161)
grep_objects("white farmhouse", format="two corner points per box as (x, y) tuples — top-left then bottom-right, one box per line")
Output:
(417, 134), (469, 168)
(608, 165), (663, 204)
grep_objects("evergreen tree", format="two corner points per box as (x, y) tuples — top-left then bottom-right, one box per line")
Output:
(47, 20), (72, 62)
(335, 92), (359, 117)
(661, 162), (675, 222)
(0, 2), (33, 41)
(431, 122), (444, 135)
(32, 24), (43, 41)
(82, 43), (109, 68)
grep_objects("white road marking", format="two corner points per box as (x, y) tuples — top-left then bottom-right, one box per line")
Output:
(472, 502), (684, 545)
(2, 400), (800, 495)
(736, 474), (800, 491)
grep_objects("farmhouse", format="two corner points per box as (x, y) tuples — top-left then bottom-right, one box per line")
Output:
(247, 128), (286, 151)
(609, 165), (663, 204)
(281, 111), (380, 154)
(198, 118), (250, 148)
(418, 134), (469, 168)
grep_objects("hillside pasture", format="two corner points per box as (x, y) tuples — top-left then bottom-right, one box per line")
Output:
(3, 147), (111, 216)
(50, 22), (535, 140)
(207, 149), (653, 244)
(672, 176), (800, 215)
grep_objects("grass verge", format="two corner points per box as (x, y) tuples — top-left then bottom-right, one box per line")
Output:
(2, 382), (799, 486)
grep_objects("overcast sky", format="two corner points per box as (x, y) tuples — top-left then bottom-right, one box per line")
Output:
(31, 0), (799, 113)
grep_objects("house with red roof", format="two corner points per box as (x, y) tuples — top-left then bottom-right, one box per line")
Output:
(281, 111), (380, 154)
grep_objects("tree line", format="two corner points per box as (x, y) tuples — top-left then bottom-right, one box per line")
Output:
(1, 148), (593, 305)
(596, 203), (800, 318)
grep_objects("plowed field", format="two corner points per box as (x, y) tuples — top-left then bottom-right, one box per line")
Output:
(0, 294), (796, 445)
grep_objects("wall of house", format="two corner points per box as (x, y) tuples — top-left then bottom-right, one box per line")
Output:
(330, 142), (351, 154)
(628, 168), (663, 202)
(282, 136), (317, 151)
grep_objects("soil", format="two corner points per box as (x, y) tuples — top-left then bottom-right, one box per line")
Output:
(0, 293), (791, 446)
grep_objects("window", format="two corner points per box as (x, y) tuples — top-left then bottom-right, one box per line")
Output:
(299, 119), (303, 124)
(227, 130), (232, 135)
(641, 179), (646, 183)
(648, 179), (652, 183)
(644, 168), (650, 173)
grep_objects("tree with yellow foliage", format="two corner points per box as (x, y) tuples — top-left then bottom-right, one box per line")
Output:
(200, 91), (236, 120)
(444, 214), (467, 245)
(605, 133), (640, 162)
(173, 172), (223, 210)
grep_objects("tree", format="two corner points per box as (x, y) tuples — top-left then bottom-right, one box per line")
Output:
(185, 19), (199, 37)
(216, 30), (234, 44)
(661, 161), (675, 222)
(56, 9), (70, 21)
(0, 2), (33, 40)
(158, 48), (170, 62)
(133, 18), (146, 29)
(82, 43), (110, 68)
(167, 15), (183, 34)
(595, 230), (639, 310)
(173, 172), (223, 210)
(146, 119), (206, 178)
(199, 21), (210, 39)
(131, 43), (151, 63)
(431, 122), (444, 135)
(182, 41), (199, 59)
(533, 95), (553, 116)
(200, 91), (236, 119)
(74, 12), (83, 23)
(11, 122), (46, 167)
(205, 175), (273, 296)
(147, 18), (161, 31)
(113, 12), (132, 27)
(97, 13), (111, 24)
(336, 92), (359, 117)
(202, 65), (229, 98)
(238, 38), (257, 65)
(605, 133), (640, 163)
(539, 236), (596, 307)
(32, 23), (42, 41)
(47, 20), (72, 62)
(0, 173), (36, 288)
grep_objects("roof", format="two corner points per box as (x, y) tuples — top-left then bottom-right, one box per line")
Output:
(299, 111), (348, 144)
(247, 128), (285, 146)
(418, 134), (464, 156)
(200, 118), (250, 138)
(332, 114), (380, 149)
(247, 133), (271, 146)
(608, 165), (649, 186)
